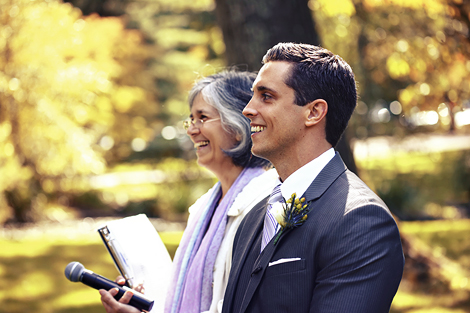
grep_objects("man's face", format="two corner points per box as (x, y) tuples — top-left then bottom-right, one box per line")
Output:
(243, 61), (305, 164)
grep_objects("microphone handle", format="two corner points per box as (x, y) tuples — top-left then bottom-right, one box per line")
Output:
(81, 272), (154, 312)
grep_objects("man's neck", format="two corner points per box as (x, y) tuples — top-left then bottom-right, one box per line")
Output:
(279, 148), (336, 199)
(274, 144), (332, 182)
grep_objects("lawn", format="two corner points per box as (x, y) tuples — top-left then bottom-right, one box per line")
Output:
(1, 219), (469, 313)
(391, 219), (470, 313)
(0, 224), (182, 313)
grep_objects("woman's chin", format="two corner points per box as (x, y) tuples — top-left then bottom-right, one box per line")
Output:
(196, 153), (210, 168)
(196, 158), (206, 167)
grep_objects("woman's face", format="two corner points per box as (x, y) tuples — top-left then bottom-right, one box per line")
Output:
(187, 93), (238, 172)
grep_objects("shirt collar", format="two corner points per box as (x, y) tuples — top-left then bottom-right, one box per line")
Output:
(279, 148), (335, 200)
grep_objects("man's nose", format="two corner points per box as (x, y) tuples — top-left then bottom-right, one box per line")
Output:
(243, 99), (257, 118)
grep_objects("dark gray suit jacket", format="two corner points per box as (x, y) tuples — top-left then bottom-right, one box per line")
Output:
(222, 153), (404, 313)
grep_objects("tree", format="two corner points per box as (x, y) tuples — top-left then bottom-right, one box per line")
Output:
(0, 0), (158, 223)
(312, 0), (470, 136)
(65, 0), (229, 153)
(62, 0), (127, 16)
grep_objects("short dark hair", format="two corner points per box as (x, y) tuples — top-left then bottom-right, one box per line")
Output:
(188, 70), (271, 169)
(262, 43), (357, 147)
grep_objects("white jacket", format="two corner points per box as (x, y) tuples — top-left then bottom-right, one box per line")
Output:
(183, 168), (278, 313)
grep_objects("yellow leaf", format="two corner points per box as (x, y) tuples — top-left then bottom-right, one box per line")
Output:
(386, 53), (410, 79)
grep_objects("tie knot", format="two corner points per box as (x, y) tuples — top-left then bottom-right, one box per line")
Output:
(268, 184), (283, 204)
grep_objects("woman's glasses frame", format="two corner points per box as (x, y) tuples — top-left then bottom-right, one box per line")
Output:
(183, 118), (221, 131)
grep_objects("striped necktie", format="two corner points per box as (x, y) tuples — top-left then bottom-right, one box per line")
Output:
(261, 184), (283, 252)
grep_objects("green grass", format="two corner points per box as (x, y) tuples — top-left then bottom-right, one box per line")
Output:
(391, 219), (470, 313)
(0, 231), (183, 313)
(356, 149), (470, 218)
(0, 233), (113, 313)
(400, 219), (470, 265)
(1, 220), (469, 313)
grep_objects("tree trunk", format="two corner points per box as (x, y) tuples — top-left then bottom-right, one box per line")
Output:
(214, 0), (320, 71)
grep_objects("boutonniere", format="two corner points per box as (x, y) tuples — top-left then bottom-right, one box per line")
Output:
(271, 193), (312, 245)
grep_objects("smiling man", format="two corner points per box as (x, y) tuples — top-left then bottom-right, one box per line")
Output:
(221, 43), (404, 313)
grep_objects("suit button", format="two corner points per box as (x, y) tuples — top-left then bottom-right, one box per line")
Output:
(251, 266), (262, 276)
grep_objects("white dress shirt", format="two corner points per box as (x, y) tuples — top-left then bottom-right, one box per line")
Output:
(279, 148), (335, 200)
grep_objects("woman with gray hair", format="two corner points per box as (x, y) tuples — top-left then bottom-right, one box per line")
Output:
(100, 70), (278, 313)
(186, 71), (270, 170)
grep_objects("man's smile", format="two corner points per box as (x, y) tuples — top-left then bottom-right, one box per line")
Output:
(251, 126), (266, 133)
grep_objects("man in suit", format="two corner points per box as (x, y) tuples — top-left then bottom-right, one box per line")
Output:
(222, 43), (404, 313)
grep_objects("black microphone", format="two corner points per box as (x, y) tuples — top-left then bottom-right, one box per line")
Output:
(64, 261), (154, 312)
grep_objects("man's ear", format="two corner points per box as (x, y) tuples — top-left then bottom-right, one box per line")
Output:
(305, 99), (328, 127)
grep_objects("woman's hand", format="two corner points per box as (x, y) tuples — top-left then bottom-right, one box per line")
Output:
(99, 276), (146, 313)
(115, 276), (126, 286)
(115, 276), (145, 294)
(99, 288), (141, 313)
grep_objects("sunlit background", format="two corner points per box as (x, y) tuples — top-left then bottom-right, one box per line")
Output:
(0, 0), (469, 312)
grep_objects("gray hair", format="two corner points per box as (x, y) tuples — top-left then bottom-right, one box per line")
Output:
(188, 70), (271, 168)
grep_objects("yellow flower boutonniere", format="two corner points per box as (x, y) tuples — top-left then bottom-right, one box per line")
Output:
(272, 193), (312, 245)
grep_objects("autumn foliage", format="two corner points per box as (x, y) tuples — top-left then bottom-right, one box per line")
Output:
(0, 0), (157, 222)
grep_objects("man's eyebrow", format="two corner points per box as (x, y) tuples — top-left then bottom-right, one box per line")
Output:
(253, 85), (277, 94)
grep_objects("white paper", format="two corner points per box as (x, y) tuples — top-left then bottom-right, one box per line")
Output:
(99, 214), (173, 313)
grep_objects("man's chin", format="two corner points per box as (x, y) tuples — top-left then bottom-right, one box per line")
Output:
(251, 146), (267, 159)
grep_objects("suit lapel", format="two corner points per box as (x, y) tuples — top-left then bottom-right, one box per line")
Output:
(238, 153), (347, 313)
(302, 152), (347, 201)
(238, 230), (283, 313)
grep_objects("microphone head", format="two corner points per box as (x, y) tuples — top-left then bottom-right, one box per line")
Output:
(65, 262), (85, 282)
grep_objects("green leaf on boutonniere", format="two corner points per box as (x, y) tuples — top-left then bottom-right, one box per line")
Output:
(272, 193), (312, 245)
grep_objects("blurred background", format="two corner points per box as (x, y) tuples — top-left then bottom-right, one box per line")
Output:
(0, 0), (469, 312)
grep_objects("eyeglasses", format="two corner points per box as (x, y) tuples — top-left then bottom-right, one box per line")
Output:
(183, 118), (221, 130)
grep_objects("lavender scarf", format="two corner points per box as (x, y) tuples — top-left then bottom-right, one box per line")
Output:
(165, 167), (264, 313)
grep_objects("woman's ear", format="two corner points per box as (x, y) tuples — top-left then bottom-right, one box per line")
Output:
(305, 99), (328, 127)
